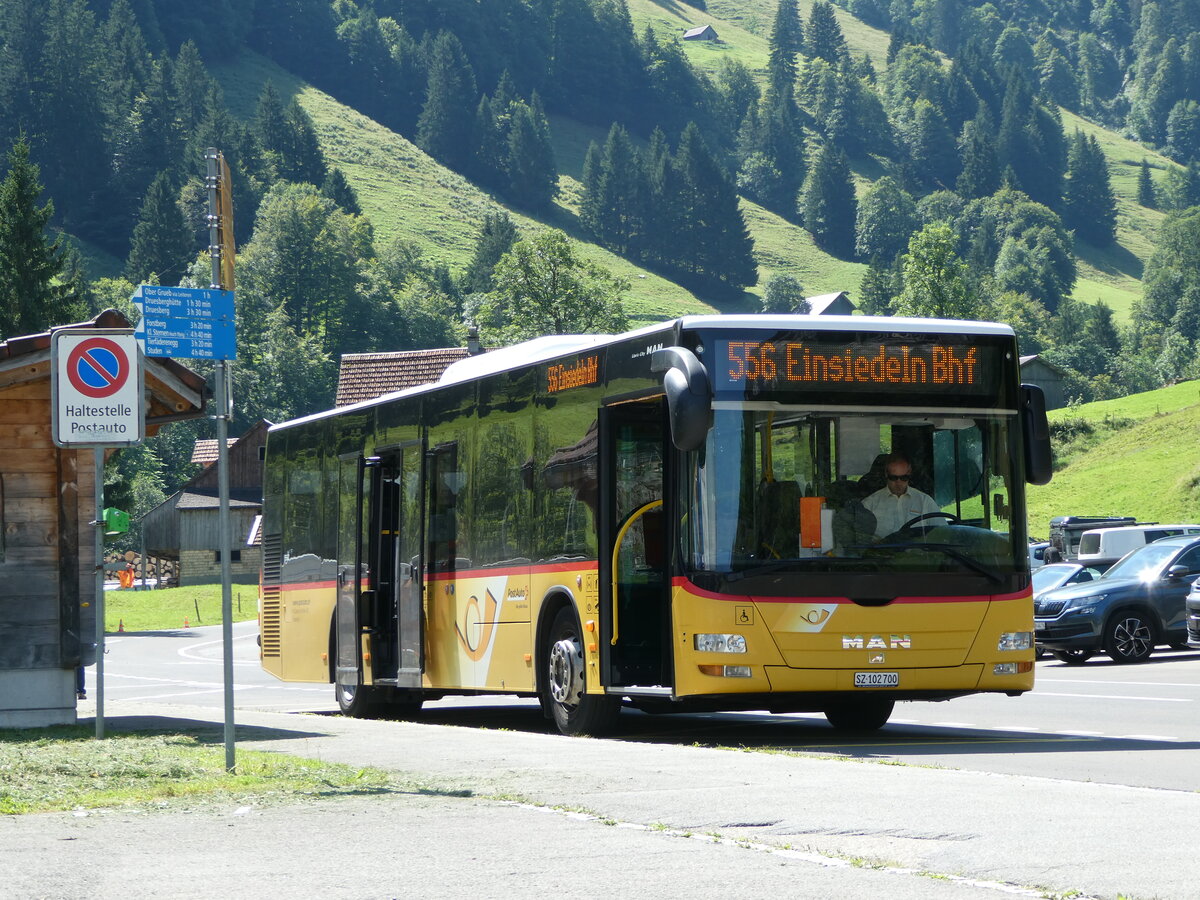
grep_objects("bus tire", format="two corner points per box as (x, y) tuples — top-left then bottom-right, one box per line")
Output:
(336, 679), (382, 718)
(823, 698), (894, 732)
(546, 606), (619, 736)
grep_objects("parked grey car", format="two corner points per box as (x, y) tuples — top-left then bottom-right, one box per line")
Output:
(1034, 535), (1200, 664)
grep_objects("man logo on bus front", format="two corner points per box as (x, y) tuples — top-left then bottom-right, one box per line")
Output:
(842, 634), (912, 649)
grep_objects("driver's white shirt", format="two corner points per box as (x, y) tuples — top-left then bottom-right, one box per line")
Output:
(863, 486), (940, 537)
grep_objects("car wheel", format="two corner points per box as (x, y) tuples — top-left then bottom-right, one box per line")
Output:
(823, 699), (895, 732)
(1103, 611), (1156, 663)
(1050, 649), (1094, 665)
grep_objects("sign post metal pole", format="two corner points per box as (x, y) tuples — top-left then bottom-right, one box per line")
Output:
(206, 148), (236, 773)
(94, 447), (105, 739)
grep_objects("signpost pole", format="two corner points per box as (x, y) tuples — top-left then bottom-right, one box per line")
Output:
(94, 447), (105, 739)
(207, 148), (236, 773)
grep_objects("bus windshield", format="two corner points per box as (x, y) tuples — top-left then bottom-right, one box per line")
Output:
(681, 405), (1024, 595)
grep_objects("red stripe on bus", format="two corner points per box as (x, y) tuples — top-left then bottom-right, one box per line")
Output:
(276, 561), (601, 592)
(671, 576), (1027, 604)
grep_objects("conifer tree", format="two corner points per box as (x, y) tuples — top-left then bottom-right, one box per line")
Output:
(0, 136), (80, 337)
(321, 167), (361, 216)
(416, 31), (478, 172)
(125, 170), (193, 285)
(1063, 131), (1117, 246)
(957, 115), (1001, 199)
(254, 81), (290, 168)
(801, 142), (857, 258)
(767, 0), (803, 106)
(1138, 158), (1158, 208)
(672, 123), (757, 292)
(462, 211), (518, 295)
(589, 124), (644, 254)
(504, 96), (558, 210)
(805, 1), (849, 66)
(281, 100), (327, 185)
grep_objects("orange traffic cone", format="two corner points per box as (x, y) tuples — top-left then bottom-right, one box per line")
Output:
(118, 619), (124, 633)
(183, 617), (190, 628)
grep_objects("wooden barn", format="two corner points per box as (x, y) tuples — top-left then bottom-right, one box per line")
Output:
(0, 310), (206, 727)
(141, 420), (270, 587)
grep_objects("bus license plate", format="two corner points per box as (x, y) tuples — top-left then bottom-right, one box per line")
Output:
(854, 672), (898, 688)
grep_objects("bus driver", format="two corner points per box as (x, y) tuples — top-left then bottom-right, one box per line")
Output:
(862, 454), (939, 538)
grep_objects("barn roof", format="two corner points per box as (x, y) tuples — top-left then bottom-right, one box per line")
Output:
(335, 348), (473, 406)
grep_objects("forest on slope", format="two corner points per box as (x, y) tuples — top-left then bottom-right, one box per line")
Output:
(3, 0), (1200, 521)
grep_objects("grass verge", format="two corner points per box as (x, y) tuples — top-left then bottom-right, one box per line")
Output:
(102, 584), (258, 633)
(0, 727), (396, 815)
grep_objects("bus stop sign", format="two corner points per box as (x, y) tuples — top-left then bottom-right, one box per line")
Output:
(52, 329), (145, 448)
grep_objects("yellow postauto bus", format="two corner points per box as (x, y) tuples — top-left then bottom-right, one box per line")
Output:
(260, 315), (1052, 734)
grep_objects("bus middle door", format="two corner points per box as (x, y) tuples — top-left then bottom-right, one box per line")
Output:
(600, 398), (673, 692)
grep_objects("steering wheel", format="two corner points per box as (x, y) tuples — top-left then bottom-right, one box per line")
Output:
(901, 512), (962, 532)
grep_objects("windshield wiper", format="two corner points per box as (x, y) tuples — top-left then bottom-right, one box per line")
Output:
(872, 541), (1004, 584)
(724, 558), (829, 581)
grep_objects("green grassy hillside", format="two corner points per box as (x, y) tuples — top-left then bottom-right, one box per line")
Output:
(634, 2), (1169, 323)
(214, 51), (719, 328)
(1026, 381), (1200, 535)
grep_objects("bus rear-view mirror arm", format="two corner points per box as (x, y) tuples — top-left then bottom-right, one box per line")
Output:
(652, 346), (711, 452)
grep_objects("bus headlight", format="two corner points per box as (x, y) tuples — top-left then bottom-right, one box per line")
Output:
(694, 633), (747, 653)
(997, 632), (1033, 651)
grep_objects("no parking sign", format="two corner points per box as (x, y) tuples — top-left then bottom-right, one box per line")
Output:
(52, 329), (144, 447)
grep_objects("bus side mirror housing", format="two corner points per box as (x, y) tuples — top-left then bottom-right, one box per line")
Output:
(652, 347), (711, 452)
(1020, 383), (1052, 486)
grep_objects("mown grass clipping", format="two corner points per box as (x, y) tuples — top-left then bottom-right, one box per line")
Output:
(0, 727), (393, 815)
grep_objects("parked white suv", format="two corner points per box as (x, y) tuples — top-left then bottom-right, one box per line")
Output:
(1076, 524), (1200, 570)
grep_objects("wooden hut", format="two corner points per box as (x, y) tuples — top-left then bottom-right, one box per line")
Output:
(0, 310), (206, 727)
(141, 420), (270, 587)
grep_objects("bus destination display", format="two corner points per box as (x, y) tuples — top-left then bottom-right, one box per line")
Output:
(713, 336), (1002, 397)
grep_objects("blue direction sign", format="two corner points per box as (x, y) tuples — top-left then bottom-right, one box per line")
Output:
(133, 285), (237, 360)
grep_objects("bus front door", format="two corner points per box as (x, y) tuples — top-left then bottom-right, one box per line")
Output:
(600, 398), (672, 691)
(334, 454), (369, 693)
(389, 443), (424, 686)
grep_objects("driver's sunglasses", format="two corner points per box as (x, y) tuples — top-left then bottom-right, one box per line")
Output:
(886, 474), (911, 481)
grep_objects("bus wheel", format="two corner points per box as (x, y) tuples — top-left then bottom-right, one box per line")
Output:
(823, 699), (894, 732)
(336, 680), (381, 718)
(546, 607), (619, 736)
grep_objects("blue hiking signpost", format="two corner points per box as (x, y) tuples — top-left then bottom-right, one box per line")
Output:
(133, 285), (237, 360)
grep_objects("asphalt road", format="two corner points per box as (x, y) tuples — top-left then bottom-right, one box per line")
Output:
(49, 623), (1200, 899)
(86, 621), (1200, 791)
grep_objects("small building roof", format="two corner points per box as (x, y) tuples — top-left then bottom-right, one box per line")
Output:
(1020, 354), (1070, 376)
(683, 25), (718, 39)
(804, 292), (855, 315)
(191, 438), (237, 466)
(335, 348), (472, 407)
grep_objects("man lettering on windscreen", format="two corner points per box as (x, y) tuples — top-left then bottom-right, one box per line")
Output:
(862, 454), (940, 538)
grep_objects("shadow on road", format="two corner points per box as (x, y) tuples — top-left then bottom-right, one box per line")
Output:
(312, 700), (1200, 759)
(87, 714), (331, 744)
